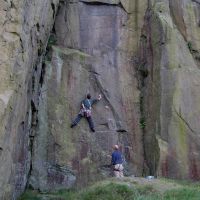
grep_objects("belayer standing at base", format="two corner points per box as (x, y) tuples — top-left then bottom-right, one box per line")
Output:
(71, 93), (102, 132)
(111, 145), (124, 178)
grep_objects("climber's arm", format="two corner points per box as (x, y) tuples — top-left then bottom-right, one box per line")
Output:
(91, 94), (102, 105)
(81, 101), (85, 109)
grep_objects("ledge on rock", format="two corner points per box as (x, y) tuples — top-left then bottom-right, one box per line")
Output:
(79, 0), (133, 14)
(80, 0), (120, 5)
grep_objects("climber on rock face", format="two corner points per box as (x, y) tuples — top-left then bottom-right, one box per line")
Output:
(70, 93), (102, 132)
(111, 145), (124, 178)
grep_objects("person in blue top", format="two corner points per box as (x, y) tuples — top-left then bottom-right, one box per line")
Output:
(111, 145), (124, 177)
(71, 93), (102, 132)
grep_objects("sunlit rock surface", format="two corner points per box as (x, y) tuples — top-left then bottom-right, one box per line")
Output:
(0, 0), (200, 199)
(0, 0), (59, 199)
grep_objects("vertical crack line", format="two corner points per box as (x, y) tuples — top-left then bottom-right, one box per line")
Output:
(173, 107), (197, 134)
(93, 75), (122, 129)
(26, 100), (38, 189)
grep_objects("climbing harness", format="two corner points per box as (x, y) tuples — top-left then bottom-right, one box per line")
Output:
(80, 99), (92, 117)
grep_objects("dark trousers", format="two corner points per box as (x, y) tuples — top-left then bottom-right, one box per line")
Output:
(72, 114), (94, 130)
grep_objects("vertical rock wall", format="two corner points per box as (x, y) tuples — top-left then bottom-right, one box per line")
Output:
(0, 0), (200, 198)
(30, 0), (148, 191)
(0, 0), (59, 199)
(140, 0), (200, 179)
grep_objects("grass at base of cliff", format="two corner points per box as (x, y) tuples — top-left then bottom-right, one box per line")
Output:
(19, 179), (200, 200)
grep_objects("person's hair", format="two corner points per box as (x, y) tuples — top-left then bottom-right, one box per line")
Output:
(86, 93), (91, 99)
(113, 145), (119, 150)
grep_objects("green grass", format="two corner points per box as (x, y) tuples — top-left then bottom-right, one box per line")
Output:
(164, 188), (200, 200)
(160, 177), (200, 188)
(19, 180), (200, 200)
(19, 190), (41, 200)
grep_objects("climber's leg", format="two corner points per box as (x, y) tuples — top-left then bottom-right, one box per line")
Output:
(86, 116), (95, 132)
(71, 114), (82, 128)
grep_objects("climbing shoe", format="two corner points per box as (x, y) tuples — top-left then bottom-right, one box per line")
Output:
(70, 124), (75, 128)
(91, 128), (95, 132)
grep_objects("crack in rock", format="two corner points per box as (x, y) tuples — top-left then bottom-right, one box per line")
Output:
(173, 107), (198, 134)
(79, 0), (129, 13)
(93, 76), (125, 130)
(80, 0), (120, 5)
(88, 70), (100, 75)
(116, 129), (127, 133)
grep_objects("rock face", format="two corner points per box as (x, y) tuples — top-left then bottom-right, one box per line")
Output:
(0, 0), (59, 199)
(0, 0), (200, 199)
(140, 0), (200, 179)
(29, 0), (147, 191)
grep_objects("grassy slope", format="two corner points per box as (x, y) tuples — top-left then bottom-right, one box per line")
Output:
(19, 178), (200, 200)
